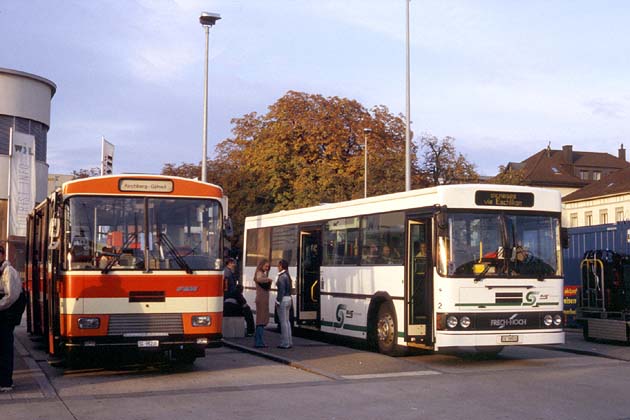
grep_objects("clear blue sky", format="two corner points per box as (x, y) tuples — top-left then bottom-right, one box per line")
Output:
(2, 0), (629, 176)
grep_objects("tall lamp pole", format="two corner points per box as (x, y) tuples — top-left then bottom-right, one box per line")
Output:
(363, 128), (372, 198)
(199, 12), (221, 183)
(405, 0), (411, 191)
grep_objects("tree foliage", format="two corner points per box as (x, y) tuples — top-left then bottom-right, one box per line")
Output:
(491, 165), (527, 185)
(72, 167), (100, 179)
(419, 135), (479, 186)
(163, 91), (420, 246)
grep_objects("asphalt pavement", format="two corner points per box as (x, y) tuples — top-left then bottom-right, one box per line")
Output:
(3, 323), (630, 404)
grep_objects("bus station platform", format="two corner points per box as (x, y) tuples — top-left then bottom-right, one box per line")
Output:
(4, 323), (630, 403)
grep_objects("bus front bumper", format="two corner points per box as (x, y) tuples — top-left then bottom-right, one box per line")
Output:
(434, 329), (565, 350)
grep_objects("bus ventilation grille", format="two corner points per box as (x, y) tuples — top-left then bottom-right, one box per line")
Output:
(107, 313), (183, 336)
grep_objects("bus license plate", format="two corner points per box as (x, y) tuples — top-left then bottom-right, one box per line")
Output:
(500, 335), (519, 343)
(138, 340), (159, 348)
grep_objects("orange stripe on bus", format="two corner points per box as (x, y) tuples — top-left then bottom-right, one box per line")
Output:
(59, 313), (222, 337)
(62, 175), (223, 197)
(59, 274), (224, 298)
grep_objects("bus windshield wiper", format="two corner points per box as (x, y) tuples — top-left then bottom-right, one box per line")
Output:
(474, 264), (490, 282)
(102, 232), (137, 274)
(158, 232), (193, 274)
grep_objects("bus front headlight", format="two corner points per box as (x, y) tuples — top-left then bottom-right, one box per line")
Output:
(553, 314), (562, 326)
(447, 316), (458, 329)
(459, 316), (471, 328)
(192, 315), (212, 327)
(78, 317), (101, 329)
(543, 315), (553, 326)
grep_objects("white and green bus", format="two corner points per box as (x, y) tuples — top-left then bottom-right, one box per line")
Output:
(242, 184), (565, 355)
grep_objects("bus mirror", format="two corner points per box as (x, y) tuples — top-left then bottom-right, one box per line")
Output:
(49, 217), (61, 240)
(560, 227), (569, 249)
(434, 205), (448, 236)
(224, 217), (234, 238)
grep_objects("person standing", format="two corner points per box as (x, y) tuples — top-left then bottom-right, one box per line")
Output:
(0, 245), (21, 392)
(275, 259), (293, 349)
(253, 259), (272, 348)
(223, 258), (254, 336)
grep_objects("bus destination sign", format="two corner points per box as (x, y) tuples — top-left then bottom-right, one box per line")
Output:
(119, 179), (174, 193)
(475, 190), (534, 207)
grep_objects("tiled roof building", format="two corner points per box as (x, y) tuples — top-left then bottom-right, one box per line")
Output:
(499, 144), (630, 197)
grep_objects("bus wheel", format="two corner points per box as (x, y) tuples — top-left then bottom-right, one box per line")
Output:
(375, 302), (397, 355)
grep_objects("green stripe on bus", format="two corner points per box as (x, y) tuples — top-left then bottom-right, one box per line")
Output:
(455, 302), (559, 307)
(320, 320), (367, 332)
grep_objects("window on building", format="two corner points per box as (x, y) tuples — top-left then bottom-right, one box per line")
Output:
(585, 212), (593, 226)
(579, 170), (589, 180)
(599, 209), (608, 224)
(593, 171), (601, 181)
(616, 207), (625, 222)
(570, 213), (578, 228)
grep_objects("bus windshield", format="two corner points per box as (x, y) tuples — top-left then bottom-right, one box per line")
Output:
(65, 196), (222, 271)
(439, 212), (561, 278)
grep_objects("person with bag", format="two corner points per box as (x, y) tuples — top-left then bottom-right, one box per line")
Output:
(0, 245), (23, 392)
(275, 259), (293, 349)
(253, 259), (272, 348)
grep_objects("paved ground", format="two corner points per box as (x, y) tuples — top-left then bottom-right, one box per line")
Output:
(3, 323), (629, 404)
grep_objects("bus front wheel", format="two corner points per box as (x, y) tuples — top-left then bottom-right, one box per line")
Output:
(374, 302), (397, 356)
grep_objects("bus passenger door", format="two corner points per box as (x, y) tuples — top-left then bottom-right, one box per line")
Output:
(298, 229), (321, 326)
(406, 219), (433, 346)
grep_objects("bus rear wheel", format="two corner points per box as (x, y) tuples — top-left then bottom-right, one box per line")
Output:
(374, 302), (397, 356)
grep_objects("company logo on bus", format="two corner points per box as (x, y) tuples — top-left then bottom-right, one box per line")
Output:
(489, 314), (527, 329)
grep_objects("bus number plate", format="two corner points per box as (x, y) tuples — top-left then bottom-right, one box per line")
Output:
(138, 340), (159, 348)
(500, 335), (519, 343)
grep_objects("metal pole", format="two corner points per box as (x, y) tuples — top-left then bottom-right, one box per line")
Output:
(364, 132), (368, 198)
(201, 25), (210, 183)
(363, 128), (372, 198)
(405, 0), (411, 191)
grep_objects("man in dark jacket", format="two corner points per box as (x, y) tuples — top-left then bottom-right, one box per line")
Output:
(0, 245), (21, 392)
(223, 258), (254, 336)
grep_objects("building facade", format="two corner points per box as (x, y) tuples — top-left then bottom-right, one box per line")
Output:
(0, 68), (56, 265)
(562, 166), (630, 227)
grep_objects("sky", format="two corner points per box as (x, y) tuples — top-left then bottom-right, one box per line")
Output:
(2, 0), (630, 177)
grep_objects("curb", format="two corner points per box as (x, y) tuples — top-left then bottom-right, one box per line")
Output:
(222, 339), (344, 381)
(13, 333), (58, 398)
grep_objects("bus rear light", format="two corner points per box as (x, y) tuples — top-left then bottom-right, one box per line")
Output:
(78, 317), (101, 329)
(192, 315), (212, 327)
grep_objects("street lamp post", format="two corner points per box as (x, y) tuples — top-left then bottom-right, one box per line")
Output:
(363, 128), (372, 198)
(199, 12), (221, 183)
(405, 0), (411, 191)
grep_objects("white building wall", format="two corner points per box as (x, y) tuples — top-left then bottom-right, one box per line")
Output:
(562, 194), (630, 227)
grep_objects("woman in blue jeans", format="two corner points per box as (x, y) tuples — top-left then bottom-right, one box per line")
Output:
(275, 259), (293, 349)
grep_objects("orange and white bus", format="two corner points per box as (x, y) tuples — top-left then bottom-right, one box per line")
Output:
(25, 174), (226, 364)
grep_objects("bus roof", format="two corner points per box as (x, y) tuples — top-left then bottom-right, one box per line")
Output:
(59, 174), (223, 198)
(244, 184), (561, 228)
